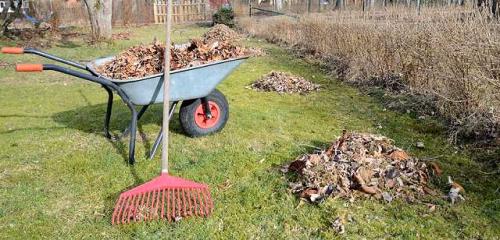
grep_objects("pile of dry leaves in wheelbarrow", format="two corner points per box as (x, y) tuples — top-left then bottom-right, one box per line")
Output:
(282, 131), (460, 204)
(96, 24), (254, 80)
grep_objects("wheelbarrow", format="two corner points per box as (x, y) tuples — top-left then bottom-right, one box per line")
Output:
(2, 47), (248, 164)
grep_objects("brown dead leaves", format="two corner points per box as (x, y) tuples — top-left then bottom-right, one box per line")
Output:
(202, 24), (241, 43)
(283, 132), (436, 204)
(96, 41), (165, 79)
(96, 24), (252, 80)
(250, 71), (320, 94)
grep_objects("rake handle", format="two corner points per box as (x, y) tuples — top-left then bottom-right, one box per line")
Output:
(161, 0), (173, 174)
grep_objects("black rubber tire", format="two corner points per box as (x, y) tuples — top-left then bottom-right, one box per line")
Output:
(179, 89), (229, 137)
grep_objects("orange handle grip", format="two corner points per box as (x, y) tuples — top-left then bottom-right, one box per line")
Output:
(1, 47), (24, 54)
(16, 64), (43, 72)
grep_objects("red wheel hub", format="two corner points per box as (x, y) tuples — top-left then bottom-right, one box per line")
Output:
(194, 101), (221, 129)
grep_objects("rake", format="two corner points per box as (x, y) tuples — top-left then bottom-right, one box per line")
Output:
(111, 0), (213, 224)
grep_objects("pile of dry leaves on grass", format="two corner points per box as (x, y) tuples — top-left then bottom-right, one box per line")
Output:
(202, 24), (241, 42)
(96, 24), (252, 79)
(282, 131), (458, 204)
(250, 71), (320, 94)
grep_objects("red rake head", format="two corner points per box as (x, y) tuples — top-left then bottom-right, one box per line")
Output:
(112, 174), (213, 225)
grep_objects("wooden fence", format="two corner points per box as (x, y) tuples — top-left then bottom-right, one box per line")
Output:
(154, 0), (209, 24)
(28, 0), (209, 27)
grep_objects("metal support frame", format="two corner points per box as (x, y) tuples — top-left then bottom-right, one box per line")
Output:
(149, 102), (178, 160)
(120, 104), (150, 138)
(200, 97), (212, 119)
(102, 86), (114, 139)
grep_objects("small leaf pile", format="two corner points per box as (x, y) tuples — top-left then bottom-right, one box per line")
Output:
(250, 71), (320, 94)
(202, 24), (240, 43)
(283, 131), (438, 204)
(95, 24), (249, 80)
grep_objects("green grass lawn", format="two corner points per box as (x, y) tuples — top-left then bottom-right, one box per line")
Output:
(0, 25), (498, 239)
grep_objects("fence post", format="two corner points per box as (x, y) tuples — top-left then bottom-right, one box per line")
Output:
(417, 0), (421, 15)
(249, 1), (252, 17)
(154, 0), (158, 24)
(308, 0), (311, 13)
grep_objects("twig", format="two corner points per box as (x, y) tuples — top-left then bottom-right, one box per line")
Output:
(478, 169), (500, 175)
(420, 155), (444, 161)
(297, 143), (322, 150)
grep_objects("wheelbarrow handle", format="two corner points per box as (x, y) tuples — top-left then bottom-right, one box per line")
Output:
(2, 47), (87, 70)
(1, 47), (24, 54)
(16, 63), (138, 164)
(16, 64), (43, 72)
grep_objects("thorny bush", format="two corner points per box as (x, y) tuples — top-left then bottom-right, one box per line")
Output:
(239, 8), (500, 144)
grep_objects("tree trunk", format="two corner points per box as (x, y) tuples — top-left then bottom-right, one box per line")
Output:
(1, 0), (22, 37)
(492, 0), (498, 17)
(276, 0), (283, 11)
(335, 0), (343, 9)
(83, 0), (113, 40)
(131, 0), (137, 24)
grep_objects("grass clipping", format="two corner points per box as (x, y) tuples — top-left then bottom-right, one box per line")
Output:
(283, 131), (437, 204)
(96, 24), (249, 80)
(251, 71), (320, 94)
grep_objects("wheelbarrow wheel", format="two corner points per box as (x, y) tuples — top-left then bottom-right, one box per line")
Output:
(179, 89), (229, 137)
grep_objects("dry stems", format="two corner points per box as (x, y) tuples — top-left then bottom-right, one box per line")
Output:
(239, 7), (499, 142)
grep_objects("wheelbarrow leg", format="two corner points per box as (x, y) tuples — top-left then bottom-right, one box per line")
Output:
(201, 97), (213, 119)
(149, 102), (177, 160)
(102, 85), (114, 139)
(121, 104), (150, 138)
(128, 105), (138, 164)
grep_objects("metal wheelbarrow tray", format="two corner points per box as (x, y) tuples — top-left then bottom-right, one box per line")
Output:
(2, 47), (248, 164)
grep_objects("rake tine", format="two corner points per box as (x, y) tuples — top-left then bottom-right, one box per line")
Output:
(167, 189), (172, 222)
(132, 194), (142, 223)
(131, 194), (139, 222)
(196, 189), (206, 216)
(112, 196), (123, 225)
(134, 193), (143, 222)
(156, 189), (162, 220)
(153, 189), (161, 220)
(125, 195), (137, 224)
(207, 189), (214, 215)
(161, 189), (166, 220)
(201, 189), (210, 216)
(149, 190), (157, 221)
(182, 189), (187, 216)
(120, 196), (131, 224)
(192, 189), (200, 217)
(161, 189), (166, 219)
(176, 188), (181, 218)
(186, 188), (193, 216)
(194, 189), (203, 216)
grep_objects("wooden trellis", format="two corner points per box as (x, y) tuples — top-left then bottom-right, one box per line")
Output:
(154, 0), (208, 24)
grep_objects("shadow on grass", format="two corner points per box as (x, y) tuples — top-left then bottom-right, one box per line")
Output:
(55, 41), (82, 49)
(51, 101), (185, 162)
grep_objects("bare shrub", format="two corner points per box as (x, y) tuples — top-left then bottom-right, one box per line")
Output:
(239, 8), (500, 143)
